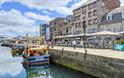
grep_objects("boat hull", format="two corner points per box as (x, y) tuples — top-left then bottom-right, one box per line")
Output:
(22, 55), (50, 67)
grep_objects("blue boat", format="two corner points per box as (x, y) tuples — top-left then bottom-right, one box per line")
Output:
(22, 45), (50, 67)
(29, 55), (50, 66)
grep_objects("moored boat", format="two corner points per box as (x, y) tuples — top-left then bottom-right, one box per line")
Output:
(11, 44), (25, 57)
(22, 45), (50, 67)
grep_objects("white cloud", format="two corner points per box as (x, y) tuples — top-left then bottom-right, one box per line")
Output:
(25, 12), (54, 22)
(17, 0), (72, 9)
(0, 9), (38, 37)
(56, 7), (72, 15)
(18, 0), (73, 15)
(0, 0), (73, 15)
(0, 0), (124, 15)
(121, 0), (124, 6)
(42, 10), (51, 14)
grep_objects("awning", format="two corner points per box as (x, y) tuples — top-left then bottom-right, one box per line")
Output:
(53, 34), (90, 39)
(89, 31), (120, 36)
(118, 31), (124, 34)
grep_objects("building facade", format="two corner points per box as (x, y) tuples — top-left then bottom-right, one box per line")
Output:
(73, 0), (120, 34)
(65, 15), (75, 35)
(39, 24), (50, 40)
(50, 18), (68, 37)
(100, 6), (124, 32)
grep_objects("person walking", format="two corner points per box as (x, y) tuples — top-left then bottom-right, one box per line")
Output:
(80, 39), (84, 48)
(72, 39), (76, 49)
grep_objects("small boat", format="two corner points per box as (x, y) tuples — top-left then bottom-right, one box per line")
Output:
(11, 44), (25, 57)
(22, 45), (50, 67)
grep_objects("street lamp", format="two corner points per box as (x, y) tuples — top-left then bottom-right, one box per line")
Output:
(82, 21), (87, 60)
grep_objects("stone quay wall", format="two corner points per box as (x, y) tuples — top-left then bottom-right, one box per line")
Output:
(49, 48), (124, 78)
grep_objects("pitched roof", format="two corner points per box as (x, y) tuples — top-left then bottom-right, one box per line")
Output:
(107, 6), (124, 15)
(101, 7), (124, 25)
(101, 13), (122, 25)
(81, 0), (97, 7)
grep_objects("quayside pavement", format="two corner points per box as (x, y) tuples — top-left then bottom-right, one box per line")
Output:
(50, 46), (124, 60)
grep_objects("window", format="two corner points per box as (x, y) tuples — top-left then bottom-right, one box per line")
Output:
(74, 10), (77, 15)
(88, 4), (93, 10)
(122, 12), (124, 18)
(107, 15), (112, 21)
(78, 9), (81, 13)
(93, 2), (97, 8)
(107, 28), (111, 31)
(79, 22), (82, 27)
(68, 19), (70, 22)
(93, 10), (97, 16)
(78, 15), (80, 20)
(120, 27), (123, 32)
(75, 11), (77, 14)
(93, 18), (97, 24)
(82, 6), (87, 14)
(88, 12), (92, 17)
(88, 28), (97, 33)
(75, 23), (78, 28)
(74, 16), (77, 21)
(82, 16), (86, 20)
(113, 28), (116, 32)
(88, 20), (92, 25)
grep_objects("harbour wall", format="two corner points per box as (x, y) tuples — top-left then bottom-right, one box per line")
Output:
(49, 48), (124, 78)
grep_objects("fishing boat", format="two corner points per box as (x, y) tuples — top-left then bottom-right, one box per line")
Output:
(22, 45), (50, 67)
(11, 44), (25, 57)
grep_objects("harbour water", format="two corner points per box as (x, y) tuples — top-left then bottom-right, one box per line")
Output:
(0, 46), (96, 78)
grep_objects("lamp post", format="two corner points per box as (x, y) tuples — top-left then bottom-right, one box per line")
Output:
(82, 21), (87, 59)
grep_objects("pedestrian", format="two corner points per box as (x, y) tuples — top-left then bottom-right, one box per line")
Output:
(51, 40), (54, 48)
(72, 39), (76, 49)
(80, 39), (84, 48)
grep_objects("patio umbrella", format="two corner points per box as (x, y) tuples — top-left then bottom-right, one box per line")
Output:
(89, 31), (120, 36)
(76, 33), (90, 37)
(89, 31), (120, 48)
(64, 35), (75, 38)
(118, 31), (124, 34)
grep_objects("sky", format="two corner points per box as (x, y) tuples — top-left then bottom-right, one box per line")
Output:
(0, 0), (124, 37)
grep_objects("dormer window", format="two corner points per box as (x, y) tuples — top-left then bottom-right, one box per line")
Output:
(122, 12), (124, 18)
(107, 15), (112, 21)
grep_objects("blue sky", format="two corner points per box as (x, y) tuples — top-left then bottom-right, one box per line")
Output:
(0, 0), (124, 37)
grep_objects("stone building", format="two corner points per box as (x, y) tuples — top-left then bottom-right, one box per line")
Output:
(73, 0), (120, 34)
(65, 15), (74, 35)
(49, 18), (67, 37)
(100, 6), (124, 32)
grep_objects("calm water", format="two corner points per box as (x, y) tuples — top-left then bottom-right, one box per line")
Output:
(0, 46), (96, 78)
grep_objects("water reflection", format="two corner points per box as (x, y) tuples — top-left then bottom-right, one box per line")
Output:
(28, 66), (51, 78)
(27, 64), (96, 78)
(0, 46), (27, 78)
(0, 46), (96, 78)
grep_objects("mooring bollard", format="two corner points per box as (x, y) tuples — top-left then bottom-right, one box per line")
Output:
(84, 50), (87, 60)
(62, 48), (64, 55)
(75, 52), (78, 57)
